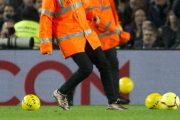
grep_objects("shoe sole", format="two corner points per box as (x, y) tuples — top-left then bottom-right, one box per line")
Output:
(107, 107), (127, 110)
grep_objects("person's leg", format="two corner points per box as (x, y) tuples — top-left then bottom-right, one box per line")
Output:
(85, 42), (127, 109)
(104, 48), (120, 98)
(85, 42), (117, 104)
(67, 88), (74, 106)
(59, 52), (93, 94)
(53, 52), (93, 110)
(104, 48), (130, 104)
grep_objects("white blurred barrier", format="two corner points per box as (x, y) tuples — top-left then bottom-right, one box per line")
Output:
(0, 50), (180, 105)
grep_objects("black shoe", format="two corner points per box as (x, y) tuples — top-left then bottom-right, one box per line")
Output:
(67, 93), (74, 106)
(116, 97), (130, 105)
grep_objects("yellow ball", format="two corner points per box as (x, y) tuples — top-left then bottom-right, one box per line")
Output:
(119, 77), (134, 93)
(145, 93), (162, 109)
(22, 94), (41, 111)
(161, 92), (179, 110)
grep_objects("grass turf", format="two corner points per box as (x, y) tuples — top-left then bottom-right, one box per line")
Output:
(0, 105), (180, 120)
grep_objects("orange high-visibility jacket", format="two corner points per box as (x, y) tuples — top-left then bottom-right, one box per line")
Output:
(86, 0), (130, 50)
(39, 0), (101, 58)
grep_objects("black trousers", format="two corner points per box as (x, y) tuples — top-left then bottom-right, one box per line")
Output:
(104, 47), (120, 99)
(59, 41), (117, 104)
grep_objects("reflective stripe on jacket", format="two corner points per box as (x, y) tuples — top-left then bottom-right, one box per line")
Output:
(86, 0), (130, 50)
(39, 0), (101, 58)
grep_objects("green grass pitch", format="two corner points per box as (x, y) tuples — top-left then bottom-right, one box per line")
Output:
(0, 105), (180, 120)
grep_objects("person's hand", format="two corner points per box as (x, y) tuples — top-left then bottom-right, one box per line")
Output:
(47, 52), (52, 55)
(114, 27), (121, 35)
(92, 15), (100, 24)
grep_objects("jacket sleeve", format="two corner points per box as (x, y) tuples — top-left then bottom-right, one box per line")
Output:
(82, 0), (97, 20)
(96, 14), (117, 32)
(82, 0), (116, 32)
(39, 0), (56, 55)
(97, 0), (120, 32)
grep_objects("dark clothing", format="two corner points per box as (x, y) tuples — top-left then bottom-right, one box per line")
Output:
(65, 47), (125, 105)
(104, 47), (120, 99)
(173, 0), (180, 18)
(0, 18), (5, 31)
(117, 11), (125, 23)
(169, 0), (174, 6)
(161, 25), (177, 49)
(173, 0), (180, 38)
(22, 7), (40, 22)
(171, 0), (180, 48)
(123, 22), (143, 49)
(9, 0), (23, 9)
(122, 4), (133, 27)
(133, 40), (146, 49)
(15, 3), (25, 15)
(59, 41), (117, 104)
(133, 40), (162, 49)
(148, 3), (171, 28)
